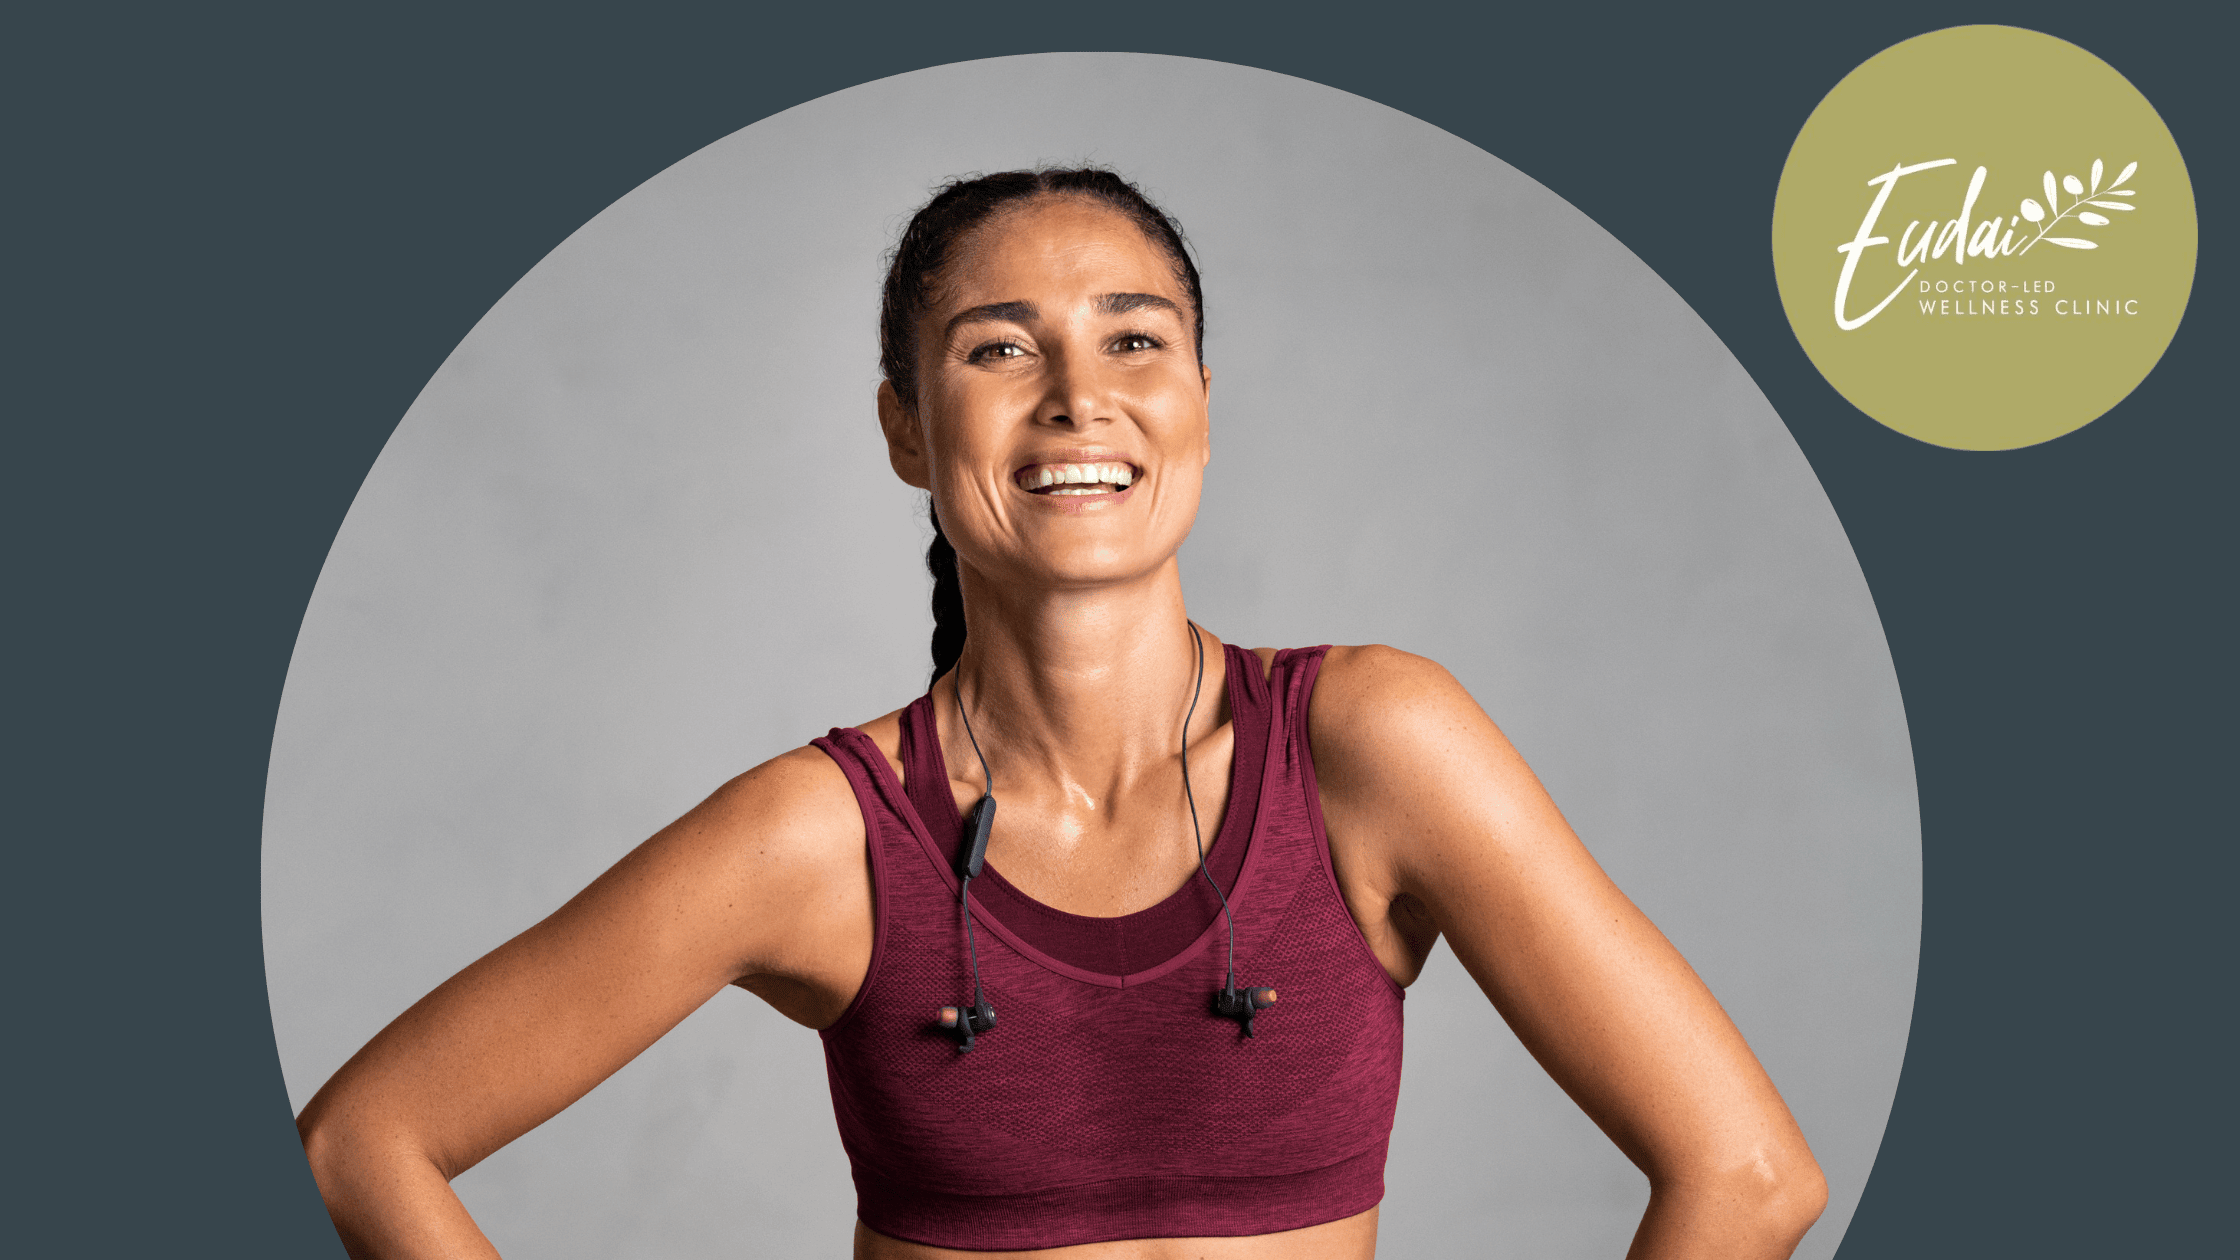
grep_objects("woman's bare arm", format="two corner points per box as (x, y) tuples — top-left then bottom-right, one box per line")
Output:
(294, 745), (871, 1259)
(1310, 646), (1827, 1260)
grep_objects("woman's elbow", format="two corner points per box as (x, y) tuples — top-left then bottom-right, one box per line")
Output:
(1653, 1138), (1828, 1252)
(296, 1095), (360, 1189)
(296, 1096), (413, 1214)
(1733, 1142), (1830, 1246)
(297, 1105), (372, 1229)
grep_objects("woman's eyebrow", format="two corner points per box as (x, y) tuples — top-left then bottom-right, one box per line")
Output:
(943, 293), (1179, 340)
(1096, 292), (1181, 318)
(944, 300), (1037, 338)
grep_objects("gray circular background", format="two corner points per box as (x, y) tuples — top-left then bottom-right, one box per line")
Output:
(263, 53), (1918, 1260)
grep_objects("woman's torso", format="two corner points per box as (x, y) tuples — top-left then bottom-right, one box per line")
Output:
(793, 643), (1408, 1258)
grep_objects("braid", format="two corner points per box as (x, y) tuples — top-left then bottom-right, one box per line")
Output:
(926, 501), (967, 686)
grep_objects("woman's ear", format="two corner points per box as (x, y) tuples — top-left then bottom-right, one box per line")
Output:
(876, 380), (931, 490)
(1200, 364), (1213, 467)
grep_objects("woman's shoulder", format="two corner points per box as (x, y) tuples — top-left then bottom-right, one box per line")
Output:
(682, 697), (914, 873)
(1294, 643), (1515, 786)
(681, 741), (869, 872)
(1295, 644), (1545, 950)
(706, 695), (919, 829)
(1300, 642), (1472, 716)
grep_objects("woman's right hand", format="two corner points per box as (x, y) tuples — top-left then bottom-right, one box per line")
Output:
(294, 745), (871, 1259)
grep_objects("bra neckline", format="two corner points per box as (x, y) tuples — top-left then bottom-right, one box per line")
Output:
(880, 642), (1279, 987)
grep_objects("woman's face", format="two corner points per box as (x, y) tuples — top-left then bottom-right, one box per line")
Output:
(878, 196), (1211, 595)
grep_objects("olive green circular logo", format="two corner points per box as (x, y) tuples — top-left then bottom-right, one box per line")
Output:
(1772, 26), (2197, 450)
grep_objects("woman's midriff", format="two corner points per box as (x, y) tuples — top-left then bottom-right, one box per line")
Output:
(854, 1207), (1380, 1259)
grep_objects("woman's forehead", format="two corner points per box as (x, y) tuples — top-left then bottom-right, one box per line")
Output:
(938, 198), (1183, 309)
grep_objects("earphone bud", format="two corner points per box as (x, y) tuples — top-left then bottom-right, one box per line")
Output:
(937, 997), (998, 1051)
(1213, 985), (1278, 1037)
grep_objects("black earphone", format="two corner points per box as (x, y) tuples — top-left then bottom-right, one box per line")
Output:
(937, 716), (999, 1052)
(1179, 623), (1279, 1039)
(1213, 985), (1279, 1036)
(935, 623), (1279, 1052)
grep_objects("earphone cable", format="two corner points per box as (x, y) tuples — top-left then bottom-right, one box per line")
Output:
(954, 674), (996, 1013)
(959, 873), (986, 1011)
(955, 634), (1230, 1011)
(1178, 621), (1238, 990)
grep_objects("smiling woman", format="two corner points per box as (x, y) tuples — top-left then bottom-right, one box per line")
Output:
(292, 166), (1829, 1260)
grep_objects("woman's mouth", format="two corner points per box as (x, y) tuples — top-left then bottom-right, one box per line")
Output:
(1016, 461), (1137, 496)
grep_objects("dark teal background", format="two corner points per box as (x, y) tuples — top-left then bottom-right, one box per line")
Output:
(8, 3), (2227, 1255)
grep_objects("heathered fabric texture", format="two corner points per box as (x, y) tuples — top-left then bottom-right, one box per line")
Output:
(811, 646), (1406, 1250)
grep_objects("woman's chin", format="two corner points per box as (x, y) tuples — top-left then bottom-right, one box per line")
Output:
(990, 546), (1181, 595)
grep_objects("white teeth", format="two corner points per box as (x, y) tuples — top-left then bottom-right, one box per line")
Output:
(1023, 461), (1136, 493)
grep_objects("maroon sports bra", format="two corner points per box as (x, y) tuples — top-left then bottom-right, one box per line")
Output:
(810, 645), (1405, 1251)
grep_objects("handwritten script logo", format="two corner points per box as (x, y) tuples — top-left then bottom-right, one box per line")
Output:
(1832, 159), (2142, 329)
(1770, 26), (2194, 448)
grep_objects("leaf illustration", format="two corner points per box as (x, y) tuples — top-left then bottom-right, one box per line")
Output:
(2015, 160), (2142, 256)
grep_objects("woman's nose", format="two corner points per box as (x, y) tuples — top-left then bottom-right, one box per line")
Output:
(1035, 347), (1115, 429)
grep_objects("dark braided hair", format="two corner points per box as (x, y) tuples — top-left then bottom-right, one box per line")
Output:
(879, 168), (1205, 687)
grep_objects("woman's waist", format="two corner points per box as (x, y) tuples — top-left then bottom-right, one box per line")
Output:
(853, 1205), (1381, 1260)
(847, 1149), (1389, 1257)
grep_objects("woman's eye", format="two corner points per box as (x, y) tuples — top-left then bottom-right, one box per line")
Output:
(967, 341), (1027, 363)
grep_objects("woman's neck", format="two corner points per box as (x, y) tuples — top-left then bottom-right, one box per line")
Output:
(943, 557), (1218, 795)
